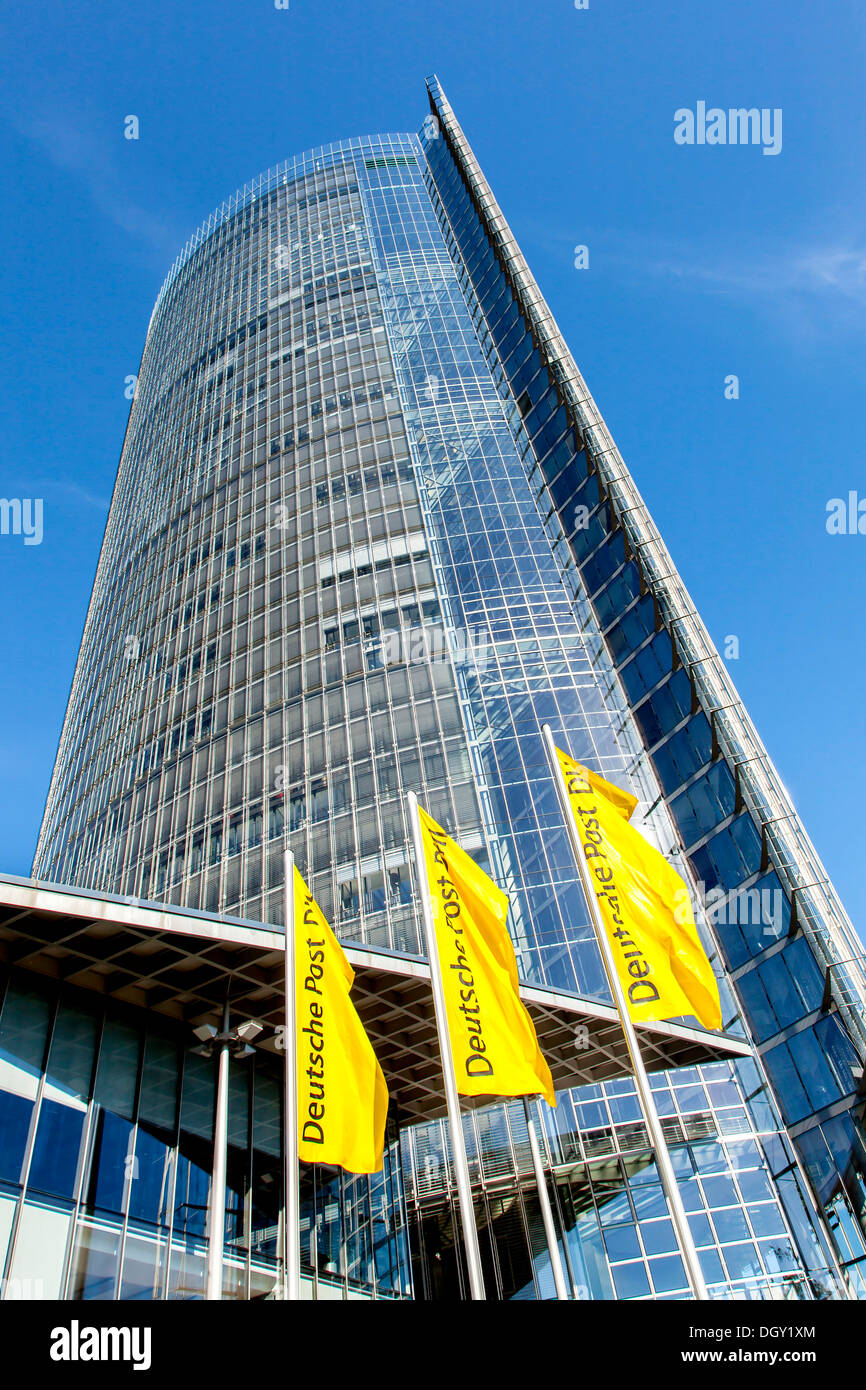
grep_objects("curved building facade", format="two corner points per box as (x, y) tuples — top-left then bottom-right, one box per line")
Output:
(12, 78), (864, 1300)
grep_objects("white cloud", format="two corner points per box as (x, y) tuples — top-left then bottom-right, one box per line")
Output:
(11, 108), (182, 260)
(647, 242), (866, 306)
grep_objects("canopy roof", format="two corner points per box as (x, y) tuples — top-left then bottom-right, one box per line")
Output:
(0, 875), (750, 1123)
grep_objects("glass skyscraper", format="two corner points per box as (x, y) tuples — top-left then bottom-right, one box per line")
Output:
(4, 76), (863, 1300)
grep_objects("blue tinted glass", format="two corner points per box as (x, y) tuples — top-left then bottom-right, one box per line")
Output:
(642, 1219), (677, 1255)
(749, 1204), (787, 1237)
(690, 1140), (727, 1175)
(713, 1207), (751, 1242)
(608, 1094), (642, 1124)
(758, 955), (804, 1030)
(71, 1227), (121, 1300)
(0, 983), (50, 1073)
(737, 1168), (774, 1203)
(577, 1101), (606, 1128)
(737, 970), (777, 1041)
(732, 872), (791, 953)
(814, 1015), (860, 1097)
(45, 1004), (97, 1099)
(88, 1110), (135, 1214)
(724, 1138), (763, 1170)
(648, 1254), (687, 1292)
(689, 820), (756, 893)
(687, 1213), (714, 1246)
(676, 1083), (708, 1113)
(729, 814), (763, 877)
(698, 1247), (726, 1284)
(652, 715), (712, 795)
(128, 1125), (174, 1226)
(569, 510), (606, 562)
(93, 1020), (140, 1120)
(762, 1042), (811, 1123)
(599, 1190), (633, 1226)
(721, 1243), (760, 1280)
(606, 595), (655, 661)
(701, 1175), (738, 1206)
(27, 1098), (84, 1198)
(0, 1089), (32, 1183)
(548, 456), (583, 506)
(174, 1151), (210, 1239)
(759, 1238), (798, 1274)
(594, 564), (642, 630)
(783, 938), (823, 1013)
(631, 1184), (670, 1220)
(582, 533), (628, 599)
(677, 1178), (704, 1212)
(604, 1225), (641, 1261)
(634, 670), (692, 746)
(788, 1028), (843, 1110)
(611, 1261), (651, 1298)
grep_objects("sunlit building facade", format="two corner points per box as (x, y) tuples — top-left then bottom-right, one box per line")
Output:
(4, 77), (862, 1300)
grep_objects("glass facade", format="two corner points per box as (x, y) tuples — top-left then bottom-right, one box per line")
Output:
(20, 77), (865, 1299)
(0, 972), (409, 1300)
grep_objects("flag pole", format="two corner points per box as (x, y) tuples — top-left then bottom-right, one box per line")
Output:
(282, 848), (301, 1302)
(406, 791), (487, 1300)
(521, 1096), (570, 1300)
(540, 725), (708, 1301)
(205, 995), (230, 1301)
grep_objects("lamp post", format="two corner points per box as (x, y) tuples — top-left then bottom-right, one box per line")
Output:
(194, 1006), (263, 1301)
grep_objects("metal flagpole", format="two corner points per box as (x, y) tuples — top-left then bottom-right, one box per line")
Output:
(540, 724), (709, 1301)
(521, 1097), (570, 1300)
(205, 996), (230, 1301)
(283, 849), (301, 1302)
(406, 791), (487, 1300)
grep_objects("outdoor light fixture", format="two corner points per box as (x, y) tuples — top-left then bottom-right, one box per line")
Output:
(194, 1004), (267, 1300)
(191, 1017), (263, 1060)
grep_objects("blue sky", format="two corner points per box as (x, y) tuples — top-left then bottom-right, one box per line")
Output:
(0, 0), (863, 940)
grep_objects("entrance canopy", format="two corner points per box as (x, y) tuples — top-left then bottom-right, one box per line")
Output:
(0, 874), (750, 1123)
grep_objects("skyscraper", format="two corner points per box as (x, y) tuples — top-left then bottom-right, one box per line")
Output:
(7, 76), (863, 1300)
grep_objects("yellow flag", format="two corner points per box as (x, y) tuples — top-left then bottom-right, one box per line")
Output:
(293, 866), (389, 1173)
(417, 805), (556, 1107)
(553, 747), (722, 1031)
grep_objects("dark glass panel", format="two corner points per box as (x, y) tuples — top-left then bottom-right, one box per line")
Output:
(27, 1099), (84, 1199)
(87, 1109), (135, 1215)
(0, 1089), (32, 1184)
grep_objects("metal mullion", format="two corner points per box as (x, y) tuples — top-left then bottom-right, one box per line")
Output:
(160, 1042), (187, 1301)
(113, 1009), (147, 1299)
(59, 1001), (108, 1301)
(0, 983), (60, 1299)
(241, 1054), (255, 1301)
